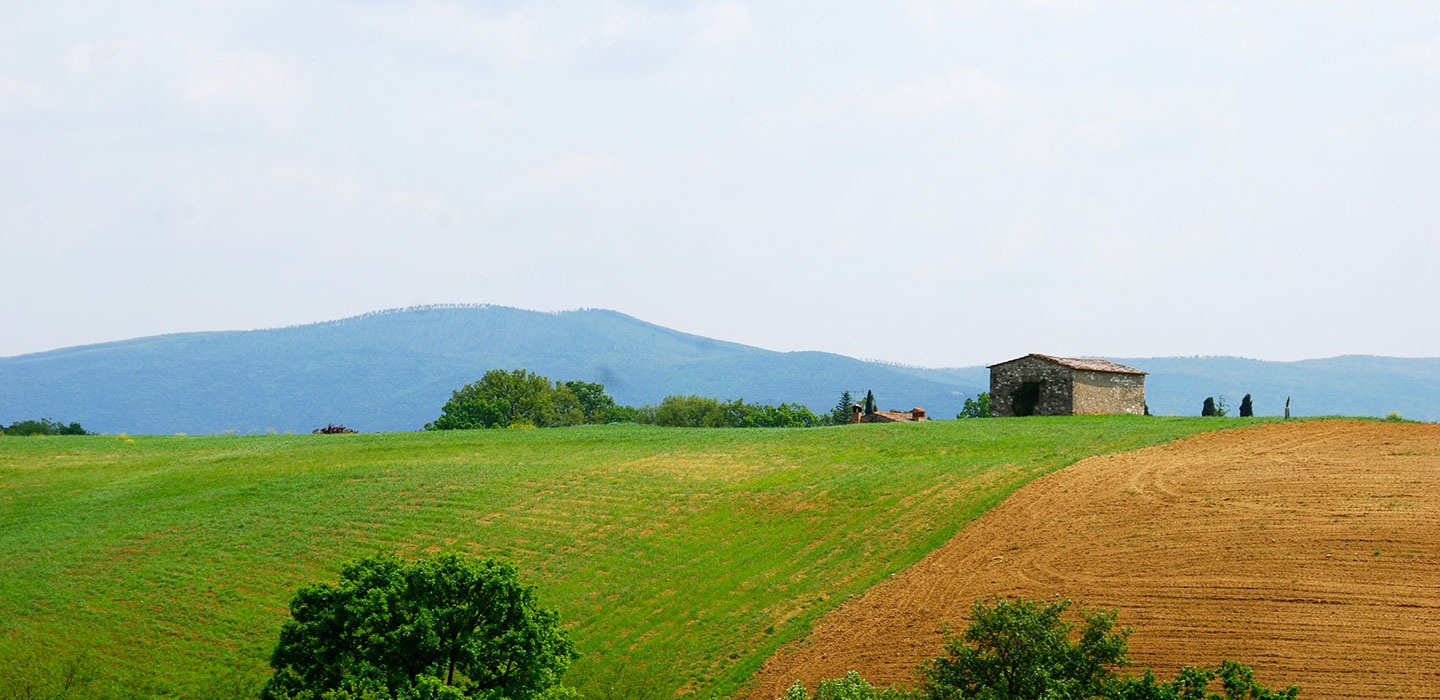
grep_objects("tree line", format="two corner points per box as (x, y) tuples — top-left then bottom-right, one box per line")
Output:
(0, 418), (88, 436)
(424, 369), (877, 430)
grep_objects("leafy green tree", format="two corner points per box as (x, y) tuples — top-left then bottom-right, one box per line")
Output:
(957, 393), (990, 419)
(1213, 395), (1229, 418)
(649, 395), (727, 427)
(742, 400), (821, 428)
(921, 598), (1128, 700)
(831, 390), (857, 425)
(427, 370), (597, 430)
(1239, 394), (1253, 418)
(605, 404), (641, 424)
(772, 402), (822, 428)
(262, 552), (577, 700)
(563, 380), (620, 423)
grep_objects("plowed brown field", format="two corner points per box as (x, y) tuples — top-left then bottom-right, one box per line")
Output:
(745, 420), (1440, 700)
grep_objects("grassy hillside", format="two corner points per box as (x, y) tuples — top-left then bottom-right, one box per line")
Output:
(0, 417), (1255, 699)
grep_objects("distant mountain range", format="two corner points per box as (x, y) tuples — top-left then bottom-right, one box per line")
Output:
(1, 305), (1435, 434)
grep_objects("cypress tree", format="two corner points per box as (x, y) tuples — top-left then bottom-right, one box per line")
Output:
(1201, 397), (1216, 417)
(1239, 394), (1254, 417)
(863, 390), (876, 416)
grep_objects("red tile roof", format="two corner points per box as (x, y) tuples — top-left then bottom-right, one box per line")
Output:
(987, 354), (1146, 375)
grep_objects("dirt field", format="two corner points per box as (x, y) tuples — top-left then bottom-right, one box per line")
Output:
(745, 420), (1440, 700)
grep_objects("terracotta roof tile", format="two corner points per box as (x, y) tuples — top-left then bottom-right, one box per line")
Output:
(988, 354), (1146, 375)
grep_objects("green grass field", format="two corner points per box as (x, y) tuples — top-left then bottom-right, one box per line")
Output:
(0, 417), (1261, 699)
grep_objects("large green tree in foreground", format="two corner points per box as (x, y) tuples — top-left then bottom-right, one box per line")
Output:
(263, 552), (577, 700)
(921, 598), (1127, 700)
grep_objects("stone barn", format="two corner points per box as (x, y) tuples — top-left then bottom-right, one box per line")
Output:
(987, 354), (1146, 417)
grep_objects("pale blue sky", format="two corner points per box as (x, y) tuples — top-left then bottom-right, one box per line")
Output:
(2, 1), (1438, 366)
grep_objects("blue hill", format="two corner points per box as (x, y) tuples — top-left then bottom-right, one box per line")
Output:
(0, 305), (981, 434)
(1105, 355), (1440, 420)
(2, 306), (1434, 434)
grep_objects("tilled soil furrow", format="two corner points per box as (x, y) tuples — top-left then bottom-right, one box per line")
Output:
(745, 421), (1440, 700)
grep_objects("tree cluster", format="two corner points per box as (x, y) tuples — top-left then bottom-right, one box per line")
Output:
(781, 597), (1298, 700)
(425, 370), (628, 430)
(1, 418), (88, 436)
(635, 395), (821, 428)
(263, 552), (577, 700)
(428, 369), (832, 431)
(1202, 394), (1261, 418)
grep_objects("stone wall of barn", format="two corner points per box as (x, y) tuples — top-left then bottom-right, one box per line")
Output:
(989, 356), (1074, 417)
(1070, 370), (1146, 415)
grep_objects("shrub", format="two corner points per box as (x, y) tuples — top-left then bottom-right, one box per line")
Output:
(1112, 660), (1299, 700)
(778, 672), (919, 700)
(312, 424), (358, 434)
(916, 597), (1298, 700)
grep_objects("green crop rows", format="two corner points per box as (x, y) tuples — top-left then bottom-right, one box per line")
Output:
(0, 417), (1260, 699)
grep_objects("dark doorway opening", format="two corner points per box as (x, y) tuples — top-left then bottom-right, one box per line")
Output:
(1011, 381), (1043, 417)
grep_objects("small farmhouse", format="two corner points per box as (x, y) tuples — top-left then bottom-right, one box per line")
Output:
(850, 404), (927, 423)
(988, 354), (1146, 417)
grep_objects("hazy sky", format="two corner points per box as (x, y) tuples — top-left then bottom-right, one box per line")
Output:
(3, 1), (1438, 367)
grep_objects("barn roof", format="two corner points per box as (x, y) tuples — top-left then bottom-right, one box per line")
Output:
(987, 354), (1147, 375)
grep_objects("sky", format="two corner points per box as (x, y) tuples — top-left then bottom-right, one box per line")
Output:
(2, 1), (1438, 367)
